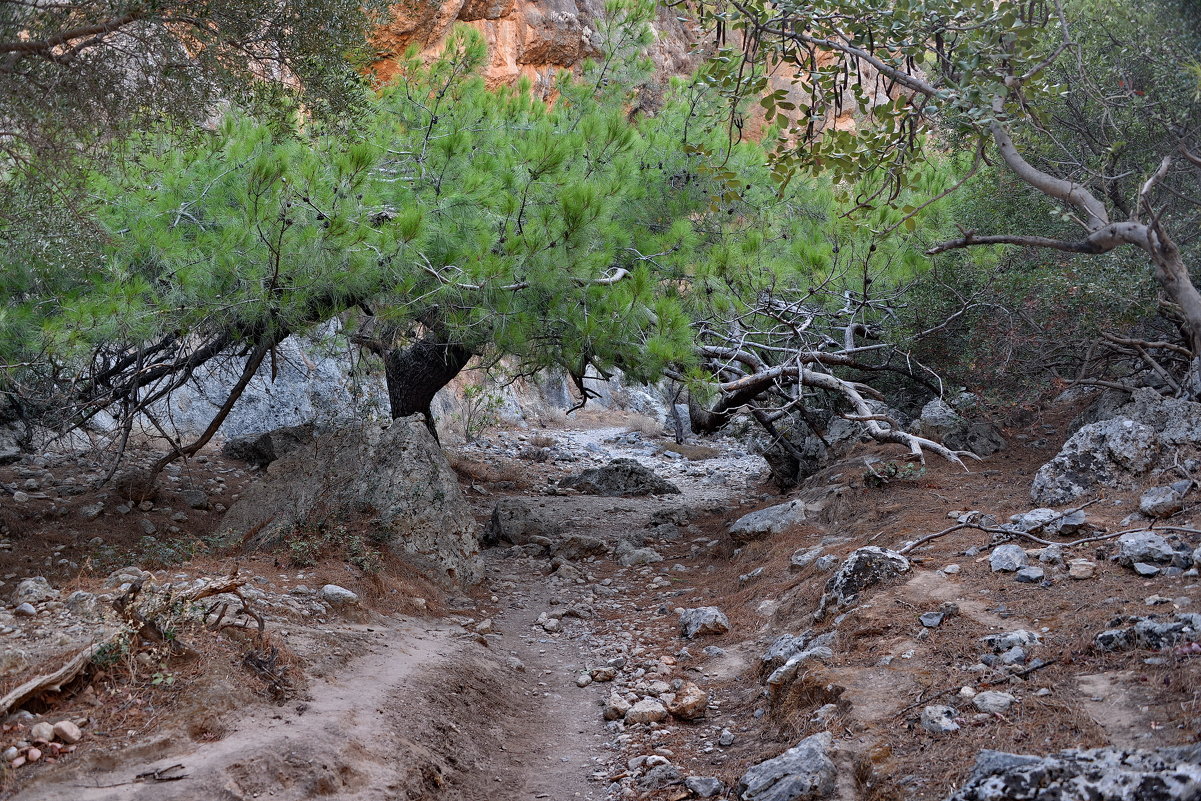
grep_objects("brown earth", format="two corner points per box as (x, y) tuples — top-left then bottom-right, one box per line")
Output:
(1, 403), (1199, 800)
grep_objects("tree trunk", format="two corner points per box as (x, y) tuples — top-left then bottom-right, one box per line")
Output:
(383, 335), (474, 441)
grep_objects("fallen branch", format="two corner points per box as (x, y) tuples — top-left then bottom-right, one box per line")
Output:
(0, 644), (104, 717)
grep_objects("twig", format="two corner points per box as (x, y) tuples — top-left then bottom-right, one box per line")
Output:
(982, 658), (1059, 686)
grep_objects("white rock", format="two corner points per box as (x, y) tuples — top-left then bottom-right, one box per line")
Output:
(972, 691), (1016, 714)
(319, 584), (358, 604)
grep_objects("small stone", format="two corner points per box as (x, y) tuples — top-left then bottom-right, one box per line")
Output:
(79, 503), (103, 521)
(625, 698), (668, 724)
(576, 673), (592, 688)
(919, 612), (945, 628)
(603, 692), (631, 721)
(1133, 562), (1161, 577)
(679, 607), (729, 638)
(990, 544), (1028, 572)
(25, 747), (41, 763)
(474, 618), (493, 635)
(1, 746), (16, 762)
(942, 564), (961, 574)
(1068, 559), (1096, 580)
(999, 646), (1027, 665)
(13, 602), (35, 617)
(685, 776), (724, 797)
(590, 666), (617, 682)
(972, 691), (1016, 714)
(180, 489), (210, 510)
(139, 518), (157, 535)
(1015, 566), (1045, 583)
(718, 728), (735, 746)
(542, 617), (561, 633)
(11, 491), (29, 503)
(138, 500), (153, 512)
(52, 720), (82, 744)
(30, 722), (54, 742)
(319, 584), (359, 604)
(921, 704), (960, 733)
(666, 682), (708, 720)
(1139, 485), (1186, 519)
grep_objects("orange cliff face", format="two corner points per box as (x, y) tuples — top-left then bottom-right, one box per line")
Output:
(368, 0), (699, 92)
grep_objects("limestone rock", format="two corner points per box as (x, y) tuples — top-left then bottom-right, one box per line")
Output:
(911, 398), (1006, 456)
(817, 547), (909, 616)
(558, 458), (680, 496)
(603, 692), (632, 721)
(29, 722), (54, 742)
(790, 546), (825, 572)
(221, 418), (481, 586)
(320, 584), (359, 605)
(679, 607), (729, 638)
(972, 691), (1015, 714)
(729, 500), (819, 543)
(1141, 484), (1188, 518)
(686, 776), (725, 797)
(553, 534), (607, 561)
(734, 731), (836, 801)
(989, 544), (1028, 573)
(1115, 531), (1179, 566)
(52, 721), (82, 744)
(14, 577), (58, 605)
(944, 744), (1201, 801)
(222, 422), (315, 469)
(625, 698), (668, 724)
(483, 498), (561, 546)
(921, 705), (960, 734)
(666, 682), (708, 720)
(1031, 417), (1159, 505)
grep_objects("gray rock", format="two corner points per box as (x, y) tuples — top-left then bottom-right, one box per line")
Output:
(921, 705), (960, 733)
(919, 612), (945, 627)
(625, 698), (668, 724)
(1015, 566), (1045, 583)
(1141, 485), (1187, 518)
(685, 776), (724, 797)
(762, 634), (811, 673)
(13, 602), (36, 617)
(817, 547), (909, 616)
(320, 584), (358, 604)
(180, 489), (210, 510)
(679, 607), (729, 638)
(1038, 544), (1064, 565)
(719, 728), (736, 746)
(1094, 613), (1201, 652)
(79, 503), (103, 521)
(999, 646), (1027, 665)
(972, 691), (1015, 714)
(944, 743), (1201, 801)
(1031, 417), (1159, 505)
(14, 577), (58, 605)
(221, 418), (482, 586)
(1135, 562), (1162, 577)
(558, 458), (680, 497)
(1116, 531), (1178, 567)
(552, 534), (607, 561)
(989, 544), (1028, 572)
(222, 422), (315, 469)
(615, 542), (663, 566)
(603, 692), (631, 720)
(482, 498), (561, 547)
(1011, 507), (1087, 536)
(1194, 546), (1201, 569)
(813, 555), (838, 572)
(765, 646), (834, 703)
(730, 500), (820, 543)
(734, 731), (836, 801)
(790, 546), (825, 572)
(65, 591), (97, 616)
(637, 763), (682, 790)
(981, 630), (1041, 652)
(911, 398), (1006, 456)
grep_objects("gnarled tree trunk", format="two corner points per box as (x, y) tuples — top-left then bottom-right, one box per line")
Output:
(383, 334), (473, 440)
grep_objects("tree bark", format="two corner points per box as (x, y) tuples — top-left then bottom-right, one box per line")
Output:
(383, 334), (474, 440)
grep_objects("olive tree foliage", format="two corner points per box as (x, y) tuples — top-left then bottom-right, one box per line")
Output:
(708, 0), (1201, 394)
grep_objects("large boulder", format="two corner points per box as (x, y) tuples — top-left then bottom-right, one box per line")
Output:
(222, 422), (315, 469)
(482, 498), (562, 547)
(816, 547), (909, 617)
(944, 744), (1201, 801)
(729, 499), (821, 543)
(220, 417), (481, 586)
(734, 732), (836, 801)
(558, 458), (680, 497)
(1031, 418), (1159, 505)
(911, 397), (1006, 457)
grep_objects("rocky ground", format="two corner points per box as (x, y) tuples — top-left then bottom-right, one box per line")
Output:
(1, 399), (1201, 800)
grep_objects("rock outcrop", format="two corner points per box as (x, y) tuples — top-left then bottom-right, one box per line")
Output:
(559, 458), (680, 496)
(370, 0), (699, 91)
(944, 744), (1201, 801)
(221, 417), (481, 585)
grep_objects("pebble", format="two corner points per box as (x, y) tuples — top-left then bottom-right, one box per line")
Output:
(53, 720), (83, 744)
(718, 728), (735, 746)
(1015, 566), (1045, 583)
(972, 691), (1016, 714)
(919, 612), (944, 628)
(942, 564), (961, 574)
(1068, 559), (1096, 580)
(30, 722), (54, 742)
(576, 674), (592, 688)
